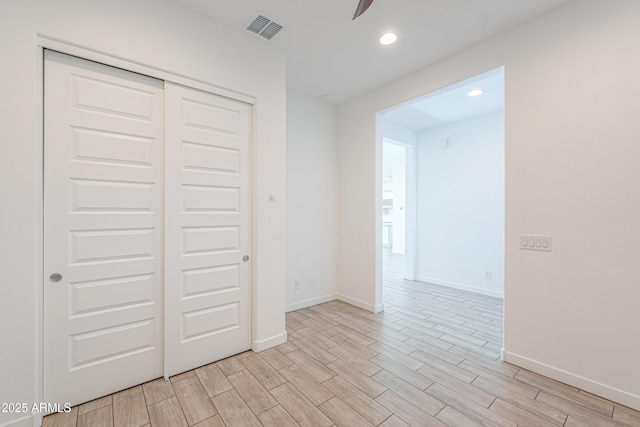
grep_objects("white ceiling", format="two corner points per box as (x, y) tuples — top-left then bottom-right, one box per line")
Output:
(384, 67), (504, 131)
(168, 0), (573, 104)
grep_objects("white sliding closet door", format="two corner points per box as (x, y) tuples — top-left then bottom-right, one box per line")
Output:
(43, 50), (165, 406)
(44, 51), (252, 405)
(164, 83), (252, 377)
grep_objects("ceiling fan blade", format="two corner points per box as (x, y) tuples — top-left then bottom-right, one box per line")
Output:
(353, 0), (374, 20)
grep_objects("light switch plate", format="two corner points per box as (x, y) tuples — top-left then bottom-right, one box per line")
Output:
(520, 234), (552, 251)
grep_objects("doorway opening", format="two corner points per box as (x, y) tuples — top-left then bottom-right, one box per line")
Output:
(378, 67), (505, 355)
(382, 139), (416, 282)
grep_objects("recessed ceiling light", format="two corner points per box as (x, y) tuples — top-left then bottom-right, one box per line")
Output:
(468, 89), (484, 97)
(379, 33), (397, 45)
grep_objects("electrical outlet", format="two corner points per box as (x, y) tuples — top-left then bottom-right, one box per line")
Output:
(485, 270), (492, 279)
(294, 281), (300, 290)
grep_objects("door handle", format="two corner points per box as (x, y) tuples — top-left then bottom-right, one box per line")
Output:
(243, 255), (250, 262)
(49, 273), (63, 283)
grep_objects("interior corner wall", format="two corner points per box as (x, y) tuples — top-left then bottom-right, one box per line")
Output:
(286, 90), (339, 311)
(0, 1), (286, 426)
(338, 0), (640, 411)
(416, 111), (505, 298)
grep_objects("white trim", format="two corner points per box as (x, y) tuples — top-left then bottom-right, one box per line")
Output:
(0, 415), (33, 427)
(250, 92), (259, 362)
(374, 113), (385, 312)
(337, 294), (384, 313)
(252, 332), (287, 352)
(36, 35), (255, 105)
(33, 45), (45, 427)
(416, 276), (504, 299)
(286, 294), (337, 312)
(504, 351), (640, 412)
(404, 274), (416, 281)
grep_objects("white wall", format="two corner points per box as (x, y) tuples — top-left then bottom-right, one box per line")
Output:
(416, 111), (505, 298)
(338, 0), (640, 411)
(0, 1), (286, 426)
(286, 90), (339, 311)
(384, 122), (417, 145)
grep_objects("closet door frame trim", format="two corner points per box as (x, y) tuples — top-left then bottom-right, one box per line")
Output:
(34, 36), (257, 421)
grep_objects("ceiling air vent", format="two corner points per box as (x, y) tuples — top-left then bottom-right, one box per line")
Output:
(246, 14), (283, 40)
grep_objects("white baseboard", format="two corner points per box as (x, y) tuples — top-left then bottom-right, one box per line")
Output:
(252, 331), (287, 352)
(504, 350), (640, 412)
(404, 274), (416, 281)
(0, 414), (33, 427)
(337, 294), (384, 313)
(285, 294), (337, 312)
(416, 276), (504, 299)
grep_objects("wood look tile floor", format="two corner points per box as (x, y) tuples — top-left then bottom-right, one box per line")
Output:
(44, 252), (640, 427)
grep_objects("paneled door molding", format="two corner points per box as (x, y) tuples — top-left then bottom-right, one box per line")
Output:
(164, 82), (252, 378)
(44, 50), (165, 406)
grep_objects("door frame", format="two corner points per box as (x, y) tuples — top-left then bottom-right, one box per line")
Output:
(374, 67), (506, 365)
(35, 36), (258, 421)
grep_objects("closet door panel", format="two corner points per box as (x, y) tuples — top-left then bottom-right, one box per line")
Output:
(165, 83), (252, 377)
(43, 50), (164, 406)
